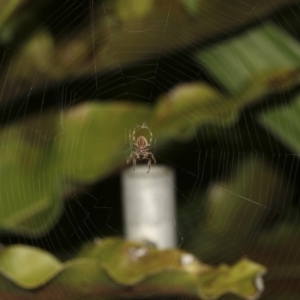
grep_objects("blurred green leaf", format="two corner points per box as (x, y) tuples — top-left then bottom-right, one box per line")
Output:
(0, 245), (60, 289)
(0, 0), (52, 45)
(115, 0), (155, 22)
(259, 92), (300, 153)
(187, 156), (292, 261)
(206, 157), (291, 232)
(0, 0), (22, 29)
(179, 0), (201, 16)
(0, 110), (63, 236)
(196, 22), (300, 95)
(152, 83), (234, 140)
(0, 1), (24, 45)
(0, 238), (266, 300)
(54, 102), (150, 182)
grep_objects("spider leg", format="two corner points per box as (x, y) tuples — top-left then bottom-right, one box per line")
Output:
(129, 130), (132, 146)
(127, 153), (133, 164)
(147, 157), (151, 173)
(149, 152), (156, 164)
(133, 157), (137, 171)
(148, 128), (153, 145)
(132, 124), (141, 143)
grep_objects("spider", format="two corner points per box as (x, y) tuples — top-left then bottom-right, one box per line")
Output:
(127, 123), (156, 173)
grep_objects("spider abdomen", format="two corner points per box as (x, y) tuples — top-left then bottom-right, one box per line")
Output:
(136, 136), (148, 149)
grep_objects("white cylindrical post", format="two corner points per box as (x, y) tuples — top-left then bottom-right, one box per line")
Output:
(122, 165), (176, 249)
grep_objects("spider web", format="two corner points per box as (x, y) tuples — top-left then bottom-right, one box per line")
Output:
(0, 0), (300, 299)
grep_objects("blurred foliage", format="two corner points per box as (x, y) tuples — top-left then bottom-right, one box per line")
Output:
(0, 237), (265, 300)
(259, 92), (300, 153)
(1, 69), (299, 236)
(0, 0), (299, 299)
(196, 23), (300, 95)
(0, 84), (239, 236)
(183, 156), (293, 259)
(179, 0), (201, 16)
(190, 18), (300, 300)
(0, 0), (295, 104)
(0, 0), (51, 44)
(0, 0), (21, 31)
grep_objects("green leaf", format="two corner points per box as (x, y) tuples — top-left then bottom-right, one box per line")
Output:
(54, 102), (150, 182)
(196, 22), (300, 95)
(259, 92), (300, 153)
(179, 0), (201, 16)
(187, 156), (292, 261)
(0, 111), (63, 236)
(206, 157), (291, 233)
(0, 0), (22, 30)
(115, 0), (155, 22)
(0, 245), (61, 289)
(0, 238), (266, 300)
(152, 83), (236, 140)
(0, 0), (41, 44)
